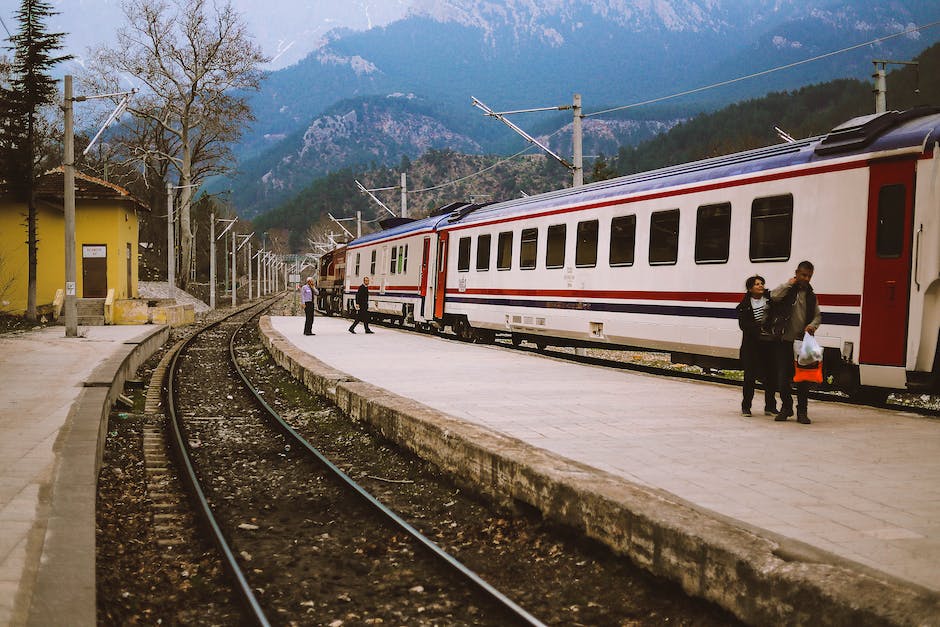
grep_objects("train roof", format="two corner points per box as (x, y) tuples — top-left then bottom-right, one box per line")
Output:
(445, 107), (940, 228)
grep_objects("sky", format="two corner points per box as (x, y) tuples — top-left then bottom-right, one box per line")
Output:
(1, 0), (416, 70)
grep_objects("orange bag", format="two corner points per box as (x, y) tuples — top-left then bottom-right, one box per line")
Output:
(793, 360), (823, 384)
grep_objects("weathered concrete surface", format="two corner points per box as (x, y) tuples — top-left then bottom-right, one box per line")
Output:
(259, 316), (940, 626)
(0, 324), (168, 627)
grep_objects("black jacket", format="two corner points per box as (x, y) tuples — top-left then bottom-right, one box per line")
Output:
(355, 283), (370, 309)
(736, 293), (771, 341)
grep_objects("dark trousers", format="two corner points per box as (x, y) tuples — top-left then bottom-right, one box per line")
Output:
(773, 340), (809, 415)
(349, 308), (370, 331)
(742, 339), (777, 412)
(303, 301), (315, 334)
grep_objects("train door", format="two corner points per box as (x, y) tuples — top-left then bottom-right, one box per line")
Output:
(859, 158), (916, 366)
(434, 231), (449, 319)
(419, 237), (431, 313)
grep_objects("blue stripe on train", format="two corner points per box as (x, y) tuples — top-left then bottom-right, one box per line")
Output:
(445, 296), (860, 327)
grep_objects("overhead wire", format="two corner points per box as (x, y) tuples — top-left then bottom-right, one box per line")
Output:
(586, 19), (940, 118)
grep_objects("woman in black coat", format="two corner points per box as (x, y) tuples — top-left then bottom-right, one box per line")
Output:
(736, 275), (778, 417)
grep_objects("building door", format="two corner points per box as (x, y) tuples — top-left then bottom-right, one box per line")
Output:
(859, 158), (916, 366)
(434, 231), (449, 319)
(82, 244), (108, 298)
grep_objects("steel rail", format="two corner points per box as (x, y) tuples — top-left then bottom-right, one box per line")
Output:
(229, 310), (548, 627)
(165, 300), (277, 627)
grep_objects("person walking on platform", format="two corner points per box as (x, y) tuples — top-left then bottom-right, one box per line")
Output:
(348, 276), (373, 334)
(301, 277), (319, 335)
(768, 261), (821, 424)
(736, 274), (778, 417)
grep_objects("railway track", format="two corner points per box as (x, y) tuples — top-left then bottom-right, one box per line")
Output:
(166, 300), (545, 625)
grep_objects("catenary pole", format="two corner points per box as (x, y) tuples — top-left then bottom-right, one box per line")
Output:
(63, 75), (77, 337)
(572, 93), (583, 187)
(209, 212), (216, 309)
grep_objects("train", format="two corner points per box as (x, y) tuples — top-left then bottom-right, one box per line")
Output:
(320, 107), (940, 399)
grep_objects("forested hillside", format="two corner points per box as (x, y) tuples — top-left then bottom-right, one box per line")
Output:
(256, 41), (940, 252)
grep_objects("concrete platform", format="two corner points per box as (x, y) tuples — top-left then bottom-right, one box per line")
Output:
(263, 314), (940, 626)
(0, 324), (168, 627)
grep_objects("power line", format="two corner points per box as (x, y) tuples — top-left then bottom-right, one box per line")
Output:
(586, 19), (940, 118)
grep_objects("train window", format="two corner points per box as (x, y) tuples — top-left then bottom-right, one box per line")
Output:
(476, 234), (491, 271)
(520, 228), (538, 270)
(609, 215), (635, 267)
(457, 237), (471, 272)
(749, 194), (792, 262)
(649, 209), (680, 265)
(401, 244), (408, 273)
(497, 231), (513, 270)
(877, 185), (905, 258)
(695, 203), (731, 264)
(370, 250), (377, 275)
(355, 253), (360, 276)
(576, 220), (598, 267)
(546, 224), (566, 268)
(390, 246), (398, 274)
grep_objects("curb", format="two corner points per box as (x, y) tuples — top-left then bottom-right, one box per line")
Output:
(259, 317), (940, 626)
(25, 325), (170, 627)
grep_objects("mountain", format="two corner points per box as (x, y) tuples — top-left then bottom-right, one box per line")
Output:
(252, 43), (940, 251)
(227, 0), (940, 216)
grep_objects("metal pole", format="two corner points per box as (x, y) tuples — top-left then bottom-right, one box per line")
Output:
(209, 212), (216, 309)
(873, 62), (887, 113)
(167, 182), (175, 300)
(63, 75), (78, 337)
(231, 228), (237, 307)
(572, 93), (583, 187)
(401, 172), (408, 218)
(356, 210), (362, 238)
(247, 242), (252, 300)
(256, 248), (262, 297)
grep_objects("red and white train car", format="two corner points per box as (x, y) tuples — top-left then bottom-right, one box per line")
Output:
(345, 108), (940, 396)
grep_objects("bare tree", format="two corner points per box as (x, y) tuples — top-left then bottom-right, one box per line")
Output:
(86, 0), (266, 289)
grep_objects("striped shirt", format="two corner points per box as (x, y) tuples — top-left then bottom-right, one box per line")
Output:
(750, 297), (768, 325)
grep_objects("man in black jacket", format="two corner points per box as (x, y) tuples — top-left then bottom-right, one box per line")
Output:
(348, 276), (373, 334)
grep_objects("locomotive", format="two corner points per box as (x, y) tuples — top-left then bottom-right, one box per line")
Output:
(333, 108), (940, 398)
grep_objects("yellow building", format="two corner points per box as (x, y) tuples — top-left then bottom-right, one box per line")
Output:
(0, 169), (148, 316)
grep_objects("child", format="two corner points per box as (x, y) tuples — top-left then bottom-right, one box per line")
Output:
(736, 275), (778, 417)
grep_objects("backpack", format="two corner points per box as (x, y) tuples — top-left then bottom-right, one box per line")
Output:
(763, 286), (816, 340)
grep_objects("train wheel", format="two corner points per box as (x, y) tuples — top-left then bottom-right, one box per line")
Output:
(453, 317), (475, 342)
(511, 334), (522, 347)
(536, 342), (547, 352)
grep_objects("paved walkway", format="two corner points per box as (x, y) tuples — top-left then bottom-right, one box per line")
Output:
(269, 315), (940, 593)
(0, 324), (162, 626)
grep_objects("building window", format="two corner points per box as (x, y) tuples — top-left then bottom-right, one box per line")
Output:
(694, 202), (731, 264)
(649, 209), (680, 265)
(576, 219), (598, 267)
(609, 215), (635, 267)
(749, 194), (792, 261)
(476, 234), (491, 271)
(457, 236), (471, 272)
(520, 228), (538, 270)
(497, 231), (513, 270)
(877, 185), (905, 258)
(370, 250), (376, 275)
(546, 224), (566, 268)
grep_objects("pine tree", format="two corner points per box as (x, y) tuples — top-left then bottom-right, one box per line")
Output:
(2, 0), (71, 321)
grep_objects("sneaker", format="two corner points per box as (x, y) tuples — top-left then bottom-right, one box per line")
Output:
(764, 407), (778, 416)
(797, 413), (811, 424)
(774, 411), (792, 422)
(365, 330), (374, 334)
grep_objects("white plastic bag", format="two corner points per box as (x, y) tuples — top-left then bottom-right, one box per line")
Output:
(796, 334), (823, 366)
